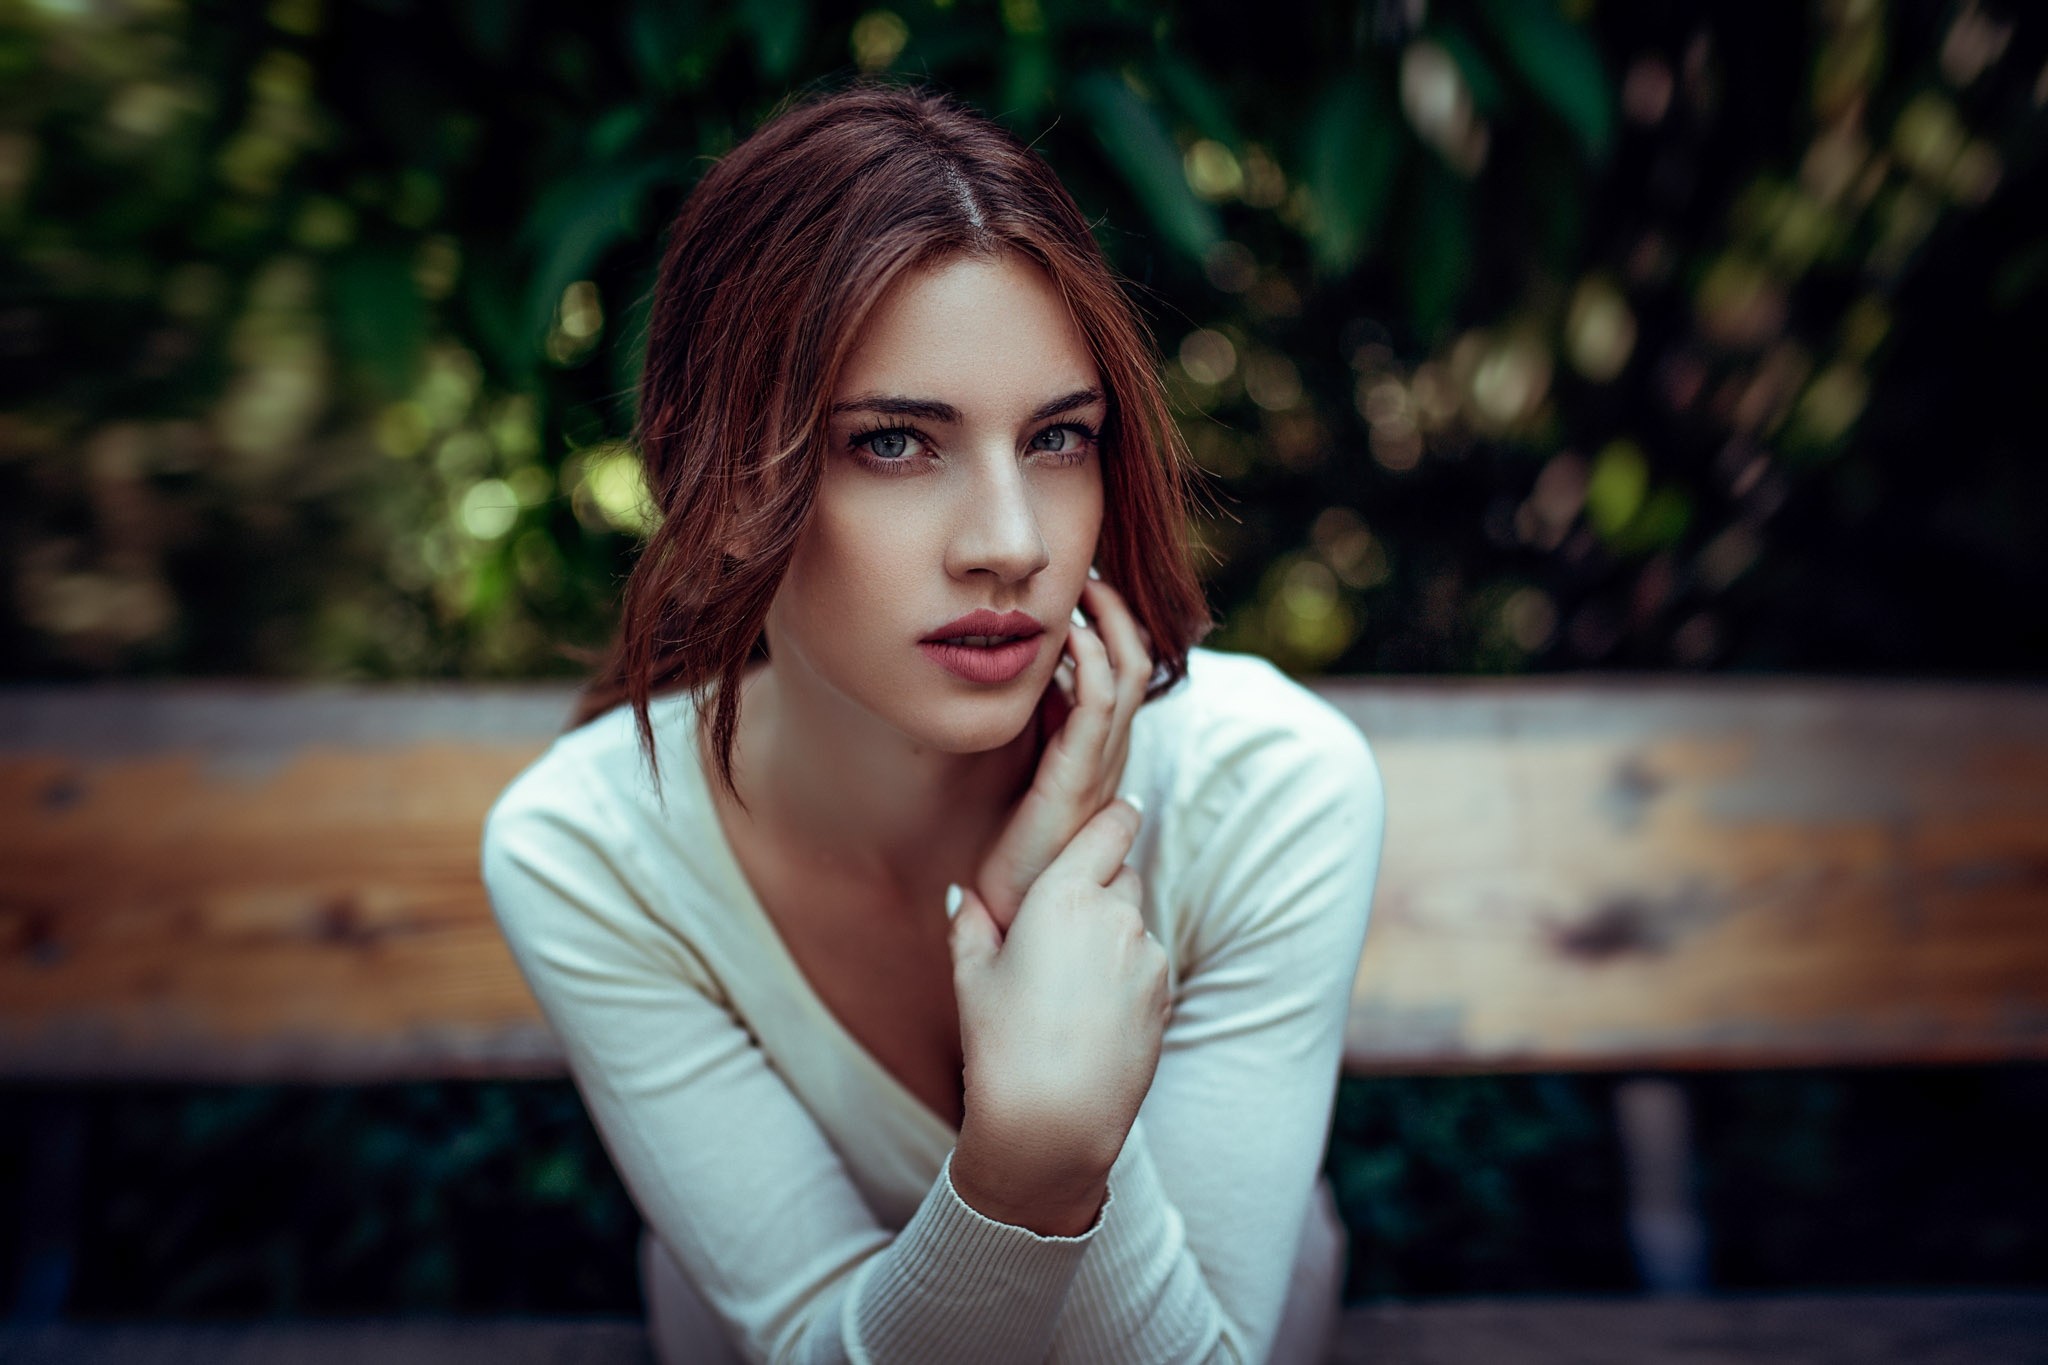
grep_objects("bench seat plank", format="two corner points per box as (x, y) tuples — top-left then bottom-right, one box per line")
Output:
(3, 681), (2045, 1081)
(2, 1294), (2043, 1364)
(1331, 1291), (2048, 1365)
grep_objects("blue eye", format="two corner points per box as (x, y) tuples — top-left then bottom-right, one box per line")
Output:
(848, 425), (930, 471)
(1030, 423), (1098, 462)
(847, 427), (929, 464)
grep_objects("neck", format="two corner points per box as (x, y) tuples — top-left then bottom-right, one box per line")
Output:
(711, 659), (1041, 903)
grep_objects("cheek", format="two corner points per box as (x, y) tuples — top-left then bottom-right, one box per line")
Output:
(785, 497), (929, 626)
(1047, 468), (1107, 556)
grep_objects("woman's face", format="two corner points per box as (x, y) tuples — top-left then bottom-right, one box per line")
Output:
(765, 250), (1106, 754)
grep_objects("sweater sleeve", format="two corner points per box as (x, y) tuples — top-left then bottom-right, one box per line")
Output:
(1047, 684), (1385, 1364)
(479, 761), (1113, 1365)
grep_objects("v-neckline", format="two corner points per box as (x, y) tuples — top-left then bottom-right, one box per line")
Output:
(673, 703), (963, 1148)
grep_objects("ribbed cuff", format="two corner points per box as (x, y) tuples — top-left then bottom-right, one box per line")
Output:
(1059, 1119), (1218, 1363)
(849, 1149), (1110, 1361)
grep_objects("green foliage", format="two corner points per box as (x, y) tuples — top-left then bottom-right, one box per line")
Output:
(37, 1068), (2040, 1312)
(1477, 0), (1614, 161)
(60, 1083), (639, 1315)
(1304, 73), (1401, 276)
(1072, 68), (1224, 263)
(1325, 1074), (1633, 1296)
(4, 0), (2043, 685)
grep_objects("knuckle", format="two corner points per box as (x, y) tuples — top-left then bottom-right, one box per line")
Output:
(1115, 900), (1146, 938)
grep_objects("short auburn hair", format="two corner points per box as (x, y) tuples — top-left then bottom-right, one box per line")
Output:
(571, 80), (1214, 800)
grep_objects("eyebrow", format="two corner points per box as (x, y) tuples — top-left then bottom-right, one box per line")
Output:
(828, 387), (1104, 426)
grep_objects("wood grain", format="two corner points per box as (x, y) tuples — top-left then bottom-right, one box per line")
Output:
(1327, 680), (2048, 1072)
(3, 680), (2045, 1081)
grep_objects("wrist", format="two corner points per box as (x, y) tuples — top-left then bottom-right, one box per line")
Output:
(950, 1121), (1112, 1238)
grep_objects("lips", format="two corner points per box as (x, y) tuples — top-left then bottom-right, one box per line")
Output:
(920, 635), (1043, 684)
(919, 608), (1047, 685)
(920, 608), (1045, 645)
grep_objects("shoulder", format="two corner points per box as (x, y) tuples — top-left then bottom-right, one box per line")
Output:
(1145, 647), (1381, 817)
(479, 692), (694, 921)
(478, 693), (734, 998)
(1144, 649), (1385, 952)
(485, 695), (688, 843)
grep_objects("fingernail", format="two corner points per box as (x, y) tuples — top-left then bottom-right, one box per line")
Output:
(1070, 606), (1088, 629)
(1122, 792), (1145, 818)
(1088, 565), (1102, 580)
(944, 883), (963, 919)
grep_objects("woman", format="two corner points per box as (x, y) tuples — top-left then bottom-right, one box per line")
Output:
(481, 81), (1385, 1364)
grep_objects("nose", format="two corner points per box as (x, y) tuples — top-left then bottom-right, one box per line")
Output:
(945, 454), (1050, 585)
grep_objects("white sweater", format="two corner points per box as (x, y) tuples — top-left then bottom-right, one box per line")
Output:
(480, 647), (1385, 1364)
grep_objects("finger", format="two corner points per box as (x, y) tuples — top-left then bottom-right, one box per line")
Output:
(1046, 794), (1144, 888)
(1082, 578), (1154, 734)
(946, 884), (1002, 967)
(1107, 863), (1143, 906)
(1052, 655), (1076, 708)
(1065, 612), (1116, 728)
(1081, 577), (1148, 689)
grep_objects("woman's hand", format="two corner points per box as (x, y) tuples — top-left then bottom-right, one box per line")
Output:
(946, 799), (1171, 1197)
(973, 573), (1156, 934)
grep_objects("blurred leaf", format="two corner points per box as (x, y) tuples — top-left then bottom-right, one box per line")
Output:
(1003, 37), (1054, 121)
(520, 158), (680, 356)
(1585, 439), (1648, 537)
(1620, 486), (1692, 552)
(469, 556), (511, 614)
(740, 0), (808, 82)
(1477, 0), (1613, 161)
(1432, 21), (1505, 115)
(1305, 72), (1402, 276)
(589, 107), (647, 162)
(1070, 70), (1222, 263)
(626, 0), (712, 92)
(328, 246), (426, 397)
(460, 244), (529, 382)
(1406, 163), (1471, 338)
(1153, 53), (1243, 148)
(457, 0), (527, 65)
(529, 1150), (581, 1202)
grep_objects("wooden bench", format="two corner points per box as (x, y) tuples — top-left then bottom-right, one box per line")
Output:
(4, 679), (2046, 1362)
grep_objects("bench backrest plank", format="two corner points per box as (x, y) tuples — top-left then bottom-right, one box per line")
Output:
(3, 681), (2044, 1081)
(1328, 681), (2048, 1071)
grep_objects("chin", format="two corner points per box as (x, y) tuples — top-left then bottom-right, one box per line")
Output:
(895, 687), (1043, 755)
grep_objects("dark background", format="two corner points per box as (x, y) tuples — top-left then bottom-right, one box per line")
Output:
(3, 0), (2044, 1318)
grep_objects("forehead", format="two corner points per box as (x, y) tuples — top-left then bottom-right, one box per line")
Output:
(833, 252), (1100, 410)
